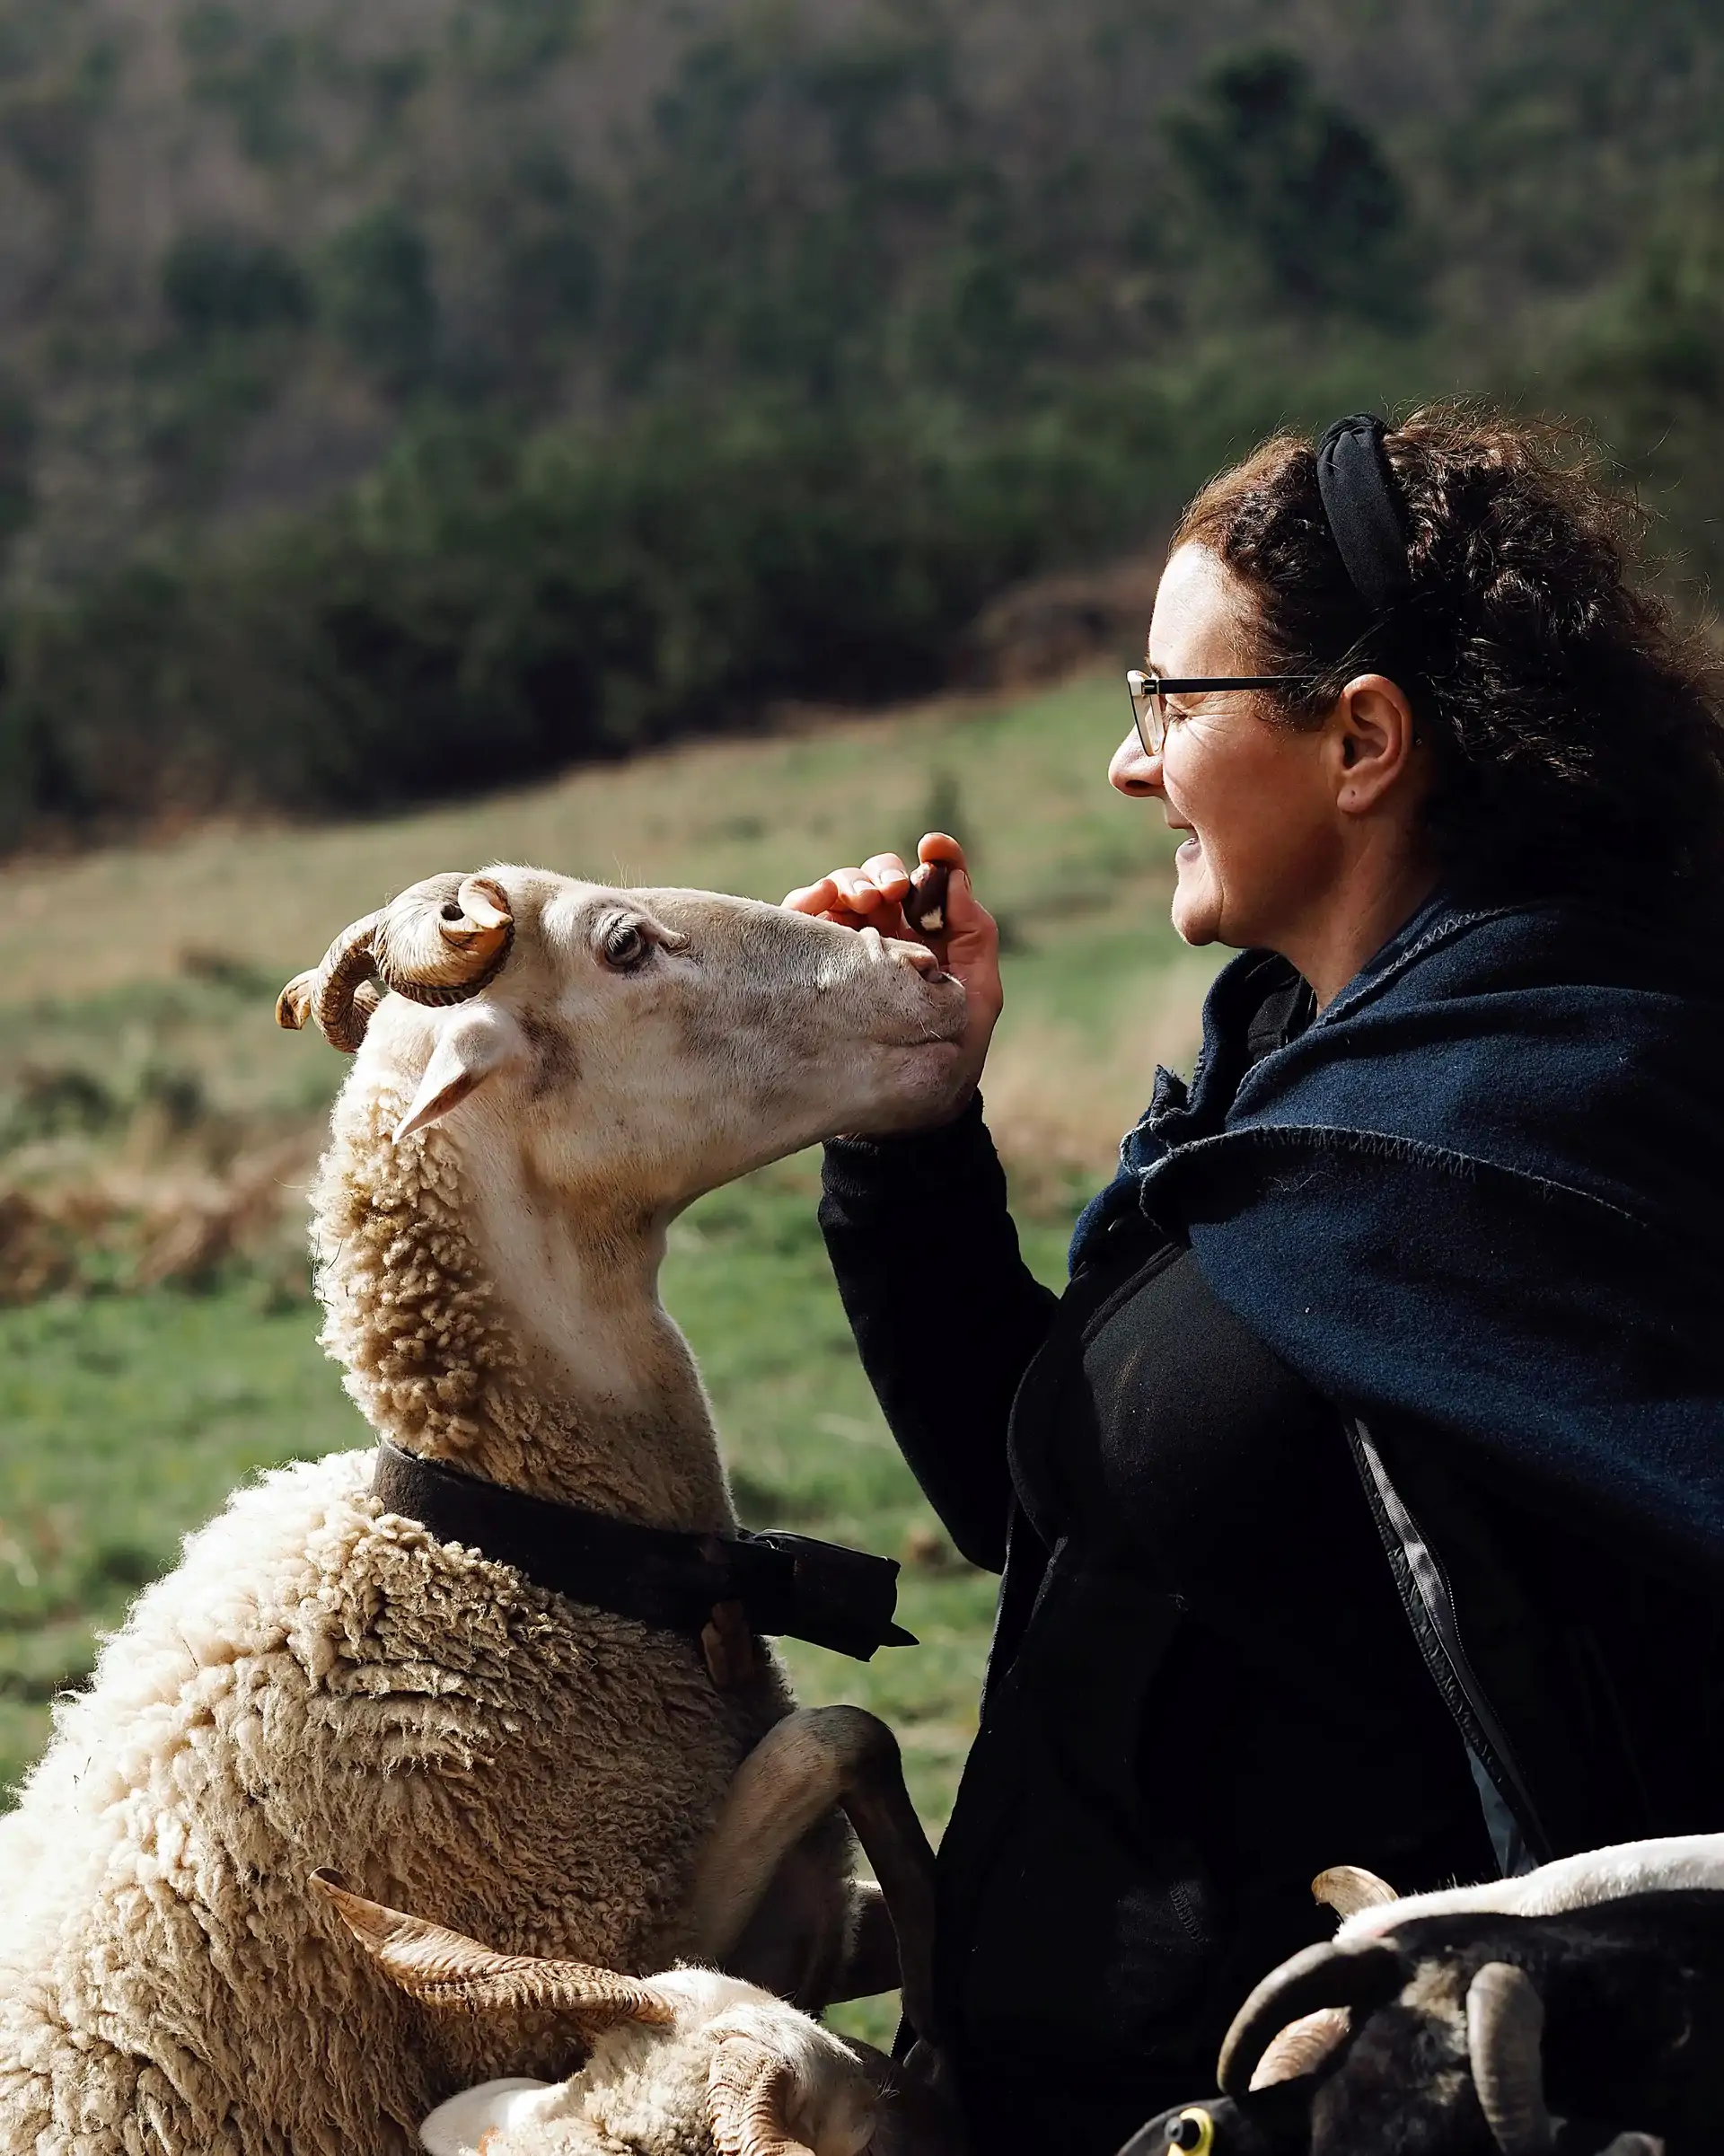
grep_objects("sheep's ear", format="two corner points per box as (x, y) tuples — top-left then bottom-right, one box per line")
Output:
(309, 1870), (677, 2024)
(394, 1008), (519, 1141)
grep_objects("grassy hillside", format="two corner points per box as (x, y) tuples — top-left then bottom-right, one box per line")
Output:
(2, 0), (1720, 849)
(0, 673), (1215, 2046)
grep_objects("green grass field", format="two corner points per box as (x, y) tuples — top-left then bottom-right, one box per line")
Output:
(0, 672), (1217, 2036)
(0, 1162), (1074, 1808)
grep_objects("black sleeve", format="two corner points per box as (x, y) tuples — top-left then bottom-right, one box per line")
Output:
(819, 1096), (1060, 1572)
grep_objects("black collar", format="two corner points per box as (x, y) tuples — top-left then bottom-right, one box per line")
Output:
(372, 1440), (914, 1664)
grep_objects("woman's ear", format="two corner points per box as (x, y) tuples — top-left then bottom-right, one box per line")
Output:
(1331, 673), (1421, 815)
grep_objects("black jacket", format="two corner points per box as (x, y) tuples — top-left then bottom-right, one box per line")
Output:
(819, 896), (1724, 2156)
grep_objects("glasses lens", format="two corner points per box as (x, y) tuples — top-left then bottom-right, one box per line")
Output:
(1127, 671), (1165, 754)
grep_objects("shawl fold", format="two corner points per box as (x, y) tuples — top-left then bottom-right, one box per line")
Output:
(1070, 895), (1724, 1579)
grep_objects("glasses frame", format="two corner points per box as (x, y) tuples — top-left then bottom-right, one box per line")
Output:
(1125, 669), (1316, 756)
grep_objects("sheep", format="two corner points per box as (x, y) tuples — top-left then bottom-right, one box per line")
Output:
(0, 866), (969, 2156)
(1117, 1842), (1724, 2156)
(309, 1871), (963, 2156)
(1330, 1837), (1724, 1944)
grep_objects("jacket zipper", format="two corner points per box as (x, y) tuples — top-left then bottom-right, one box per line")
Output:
(1343, 1414), (1552, 1867)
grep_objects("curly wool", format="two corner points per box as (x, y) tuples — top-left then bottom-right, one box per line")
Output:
(0, 1077), (796, 2154)
(312, 1060), (734, 1527)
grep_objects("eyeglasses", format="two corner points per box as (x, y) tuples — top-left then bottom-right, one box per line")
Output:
(1125, 669), (1316, 756)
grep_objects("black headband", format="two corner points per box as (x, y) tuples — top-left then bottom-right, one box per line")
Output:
(1315, 412), (1412, 612)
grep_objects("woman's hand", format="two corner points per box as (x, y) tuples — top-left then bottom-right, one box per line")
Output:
(783, 831), (1003, 1122)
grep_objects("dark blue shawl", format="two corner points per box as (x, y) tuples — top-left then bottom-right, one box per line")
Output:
(1069, 893), (1724, 1579)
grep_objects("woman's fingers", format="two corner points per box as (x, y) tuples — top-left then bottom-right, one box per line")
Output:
(783, 857), (911, 928)
(780, 875), (888, 934)
(906, 831), (1003, 1051)
(831, 861), (909, 913)
(783, 831), (1001, 1117)
(915, 832), (968, 874)
(784, 841), (987, 969)
(782, 875), (841, 916)
(860, 852), (911, 897)
(783, 870), (879, 917)
(912, 835), (980, 945)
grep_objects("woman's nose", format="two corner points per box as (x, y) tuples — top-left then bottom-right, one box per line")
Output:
(1109, 727), (1163, 798)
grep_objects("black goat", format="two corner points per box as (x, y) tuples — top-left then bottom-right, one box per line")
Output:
(1117, 1891), (1724, 2156)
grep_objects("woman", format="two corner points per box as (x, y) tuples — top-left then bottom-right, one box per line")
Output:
(784, 409), (1724, 2156)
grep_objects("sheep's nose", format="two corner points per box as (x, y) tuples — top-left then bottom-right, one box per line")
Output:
(855, 924), (940, 978)
(886, 937), (940, 976)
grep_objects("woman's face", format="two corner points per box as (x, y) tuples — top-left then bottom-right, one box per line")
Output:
(1110, 543), (1347, 952)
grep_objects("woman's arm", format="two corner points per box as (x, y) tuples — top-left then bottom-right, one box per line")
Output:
(820, 1097), (1058, 1572)
(787, 834), (1051, 1571)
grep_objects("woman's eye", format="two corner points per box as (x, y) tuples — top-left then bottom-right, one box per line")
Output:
(602, 921), (649, 970)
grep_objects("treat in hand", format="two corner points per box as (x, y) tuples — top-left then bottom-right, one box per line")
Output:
(902, 860), (951, 938)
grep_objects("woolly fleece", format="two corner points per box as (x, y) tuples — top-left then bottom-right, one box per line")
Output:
(0, 1075), (805, 2154)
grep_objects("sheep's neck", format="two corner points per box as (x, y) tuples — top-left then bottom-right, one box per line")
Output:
(312, 1095), (733, 1531)
(471, 1146), (729, 1527)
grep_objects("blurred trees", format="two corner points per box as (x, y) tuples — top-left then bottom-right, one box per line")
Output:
(1169, 48), (1421, 321)
(322, 207), (440, 396)
(162, 233), (312, 341)
(0, 0), (1720, 846)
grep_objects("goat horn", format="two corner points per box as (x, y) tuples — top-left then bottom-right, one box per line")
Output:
(1313, 1865), (1399, 1920)
(1218, 1937), (1403, 2098)
(1249, 2005), (1354, 2090)
(275, 911), (383, 1053)
(708, 2035), (817, 2156)
(371, 873), (515, 1008)
(309, 1870), (675, 2025)
(1467, 1962), (1554, 2155)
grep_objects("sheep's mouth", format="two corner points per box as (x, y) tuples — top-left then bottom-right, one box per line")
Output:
(870, 985), (968, 1050)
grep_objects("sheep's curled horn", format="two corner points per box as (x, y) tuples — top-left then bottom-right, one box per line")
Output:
(1219, 1937), (1569, 2156)
(276, 873), (515, 1052)
(1467, 1961), (1555, 2156)
(708, 2036), (818, 2156)
(1216, 1935), (1405, 2098)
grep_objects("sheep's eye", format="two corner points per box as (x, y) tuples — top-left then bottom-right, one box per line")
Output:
(1166, 2112), (1214, 2155)
(601, 920), (650, 970)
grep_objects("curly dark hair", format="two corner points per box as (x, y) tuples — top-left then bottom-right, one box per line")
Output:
(1173, 404), (1724, 910)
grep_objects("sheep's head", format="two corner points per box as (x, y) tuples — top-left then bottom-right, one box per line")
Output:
(1146, 1898), (1689, 2156)
(310, 1872), (880, 2156)
(277, 865), (970, 1206)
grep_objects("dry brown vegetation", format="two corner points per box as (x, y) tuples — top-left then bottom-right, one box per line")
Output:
(0, 671), (1214, 1307)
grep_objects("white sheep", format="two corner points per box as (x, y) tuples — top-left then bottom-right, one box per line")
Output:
(1333, 1834), (1724, 1943)
(0, 866), (968, 2156)
(311, 1872), (961, 2156)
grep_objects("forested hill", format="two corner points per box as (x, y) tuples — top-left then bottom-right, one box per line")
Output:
(1, 0), (1720, 848)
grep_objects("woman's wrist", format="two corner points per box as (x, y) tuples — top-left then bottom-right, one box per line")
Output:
(822, 1092), (994, 1200)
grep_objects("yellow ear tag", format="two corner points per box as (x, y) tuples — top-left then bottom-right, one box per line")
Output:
(1165, 2108), (1215, 2155)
